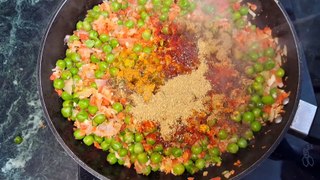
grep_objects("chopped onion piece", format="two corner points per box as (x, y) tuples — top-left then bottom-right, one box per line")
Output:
(275, 116), (282, 124)
(283, 97), (289, 105)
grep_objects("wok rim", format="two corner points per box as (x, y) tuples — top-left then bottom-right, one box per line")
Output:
(36, 0), (301, 179)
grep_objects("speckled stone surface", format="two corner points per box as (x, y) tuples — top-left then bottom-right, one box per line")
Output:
(0, 0), (77, 179)
(1, 0), (320, 179)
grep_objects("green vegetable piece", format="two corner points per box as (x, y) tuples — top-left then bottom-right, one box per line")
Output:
(110, 39), (119, 48)
(99, 34), (109, 43)
(276, 68), (285, 78)
(14, 136), (23, 144)
(93, 114), (106, 125)
(237, 137), (248, 148)
(154, 144), (163, 152)
(61, 107), (72, 118)
(111, 140), (122, 151)
(218, 129), (228, 140)
(142, 29), (152, 40)
(112, 102), (123, 113)
(135, 133), (144, 142)
(61, 92), (73, 100)
(172, 147), (183, 157)
(106, 54), (115, 63)
(56, 59), (66, 69)
(242, 111), (255, 124)
(94, 135), (103, 143)
(78, 99), (89, 109)
(111, 1), (121, 12)
(73, 129), (85, 140)
(53, 79), (64, 89)
(102, 44), (113, 53)
(137, 152), (148, 163)
(85, 40), (95, 48)
(119, 148), (128, 157)
(262, 95), (275, 105)
(227, 143), (239, 154)
(107, 153), (117, 164)
(251, 121), (262, 132)
(134, 142), (144, 154)
(191, 145), (202, 155)
(239, 6), (249, 15)
(83, 135), (94, 146)
(173, 163), (185, 175)
(101, 140), (111, 151)
(150, 152), (162, 163)
(264, 47), (275, 57)
(76, 111), (88, 122)
(195, 159), (205, 170)
(109, 67), (119, 76)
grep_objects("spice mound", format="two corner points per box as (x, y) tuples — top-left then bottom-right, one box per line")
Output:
(131, 59), (211, 140)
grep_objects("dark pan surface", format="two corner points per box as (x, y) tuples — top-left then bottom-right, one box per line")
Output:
(38, 0), (300, 179)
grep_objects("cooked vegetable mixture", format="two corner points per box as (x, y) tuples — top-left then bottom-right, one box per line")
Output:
(51, 0), (289, 176)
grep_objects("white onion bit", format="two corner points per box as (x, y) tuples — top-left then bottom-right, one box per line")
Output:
(64, 35), (70, 44)
(275, 116), (283, 124)
(283, 98), (289, 105)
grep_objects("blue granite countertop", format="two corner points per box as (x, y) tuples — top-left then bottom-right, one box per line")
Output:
(1, 0), (319, 179)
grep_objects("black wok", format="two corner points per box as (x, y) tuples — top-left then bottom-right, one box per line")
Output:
(38, 0), (301, 179)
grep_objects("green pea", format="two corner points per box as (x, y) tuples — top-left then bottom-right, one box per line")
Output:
(236, 19), (246, 28)
(78, 99), (89, 109)
(264, 47), (275, 57)
(76, 111), (88, 122)
(191, 145), (202, 155)
(244, 130), (254, 140)
(140, 11), (149, 20)
(125, 20), (135, 28)
(137, 19), (145, 28)
(159, 13), (168, 21)
(83, 21), (91, 31)
(130, 153), (137, 163)
(61, 92), (72, 101)
(98, 62), (108, 71)
(262, 95), (275, 105)
(146, 137), (155, 145)
(138, 0), (147, 5)
(252, 82), (263, 91)
(94, 39), (102, 48)
(89, 30), (98, 39)
(99, 34), (109, 43)
(209, 147), (220, 156)
(121, 1), (129, 9)
(90, 55), (100, 63)
(255, 75), (265, 84)
(163, 0), (173, 7)
(62, 100), (73, 107)
(75, 62), (83, 68)
(95, 70), (105, 79)
(227, 143), (239, 154)
(102, 44), (113, 54)
(109, 67), (119, 76)
(137, 152), (148, 163)
(111, 1), (121, 12)
(135, 133), (143, 142)
(152, 0), (161, 5)
(106, 54), (115, 63)
(218, 129), (228, 140)
(264, 59), (275, 70)
(85, 40), (95, 48)
(143, 166), (151, 175)
(130, 46), (142, 55)
(124, 116), (130, 124)
(56, 59), (66, 69)
(190, 153), (198, 161)
(251, 94), (261, 104)
(93, 114), (106, 125)
(245, 66), (255, 75)
(83, 135), (94, 146)
(70, 67), (78, 75)
(134, 142), (144, 154)
(64, 58), (73, 68)
(251, 121), (262, 132)
(101, 11), (109, 17)
(70, 53), (81, 62)
(173, 163), (185, 175)
(14, 136), (23, 144)
(249, 51), (259, 61)
(61, 107), (72, 118)
(94, 135), (103, 143)
(73, 129), (84, 140)
(117, 20), (123, 25)
(195, 159), (205, 170)
(207, 118), (217, 127)
(119, 148), (128, 157)
(239, 6), (249, 15)
(150, 152), (162, 163)
(252, 108), (262, 118)
(161, 26), (169, 34)
(123, 132), (134, 144)
(276, 68), (285, 78)
(172, 147), (183, 157)
(88, 105), (98, 115)
(242, 111), (255, 124)
(110, 39), (119, 48)
(76, 21), (83, 30)
(232, 11), (242, 20)
(254, 62), (264, 72)
(154, 144), (163, 152)
(107, 152), (117, 164)
(143, 47), (152, 54)
(186, 165), (197, 174)
(142, 29), (152, 40)
(101, 140), (111, 151)
(237, 137), (248, 148)
(53, 79), (64, 89)
(112, 102), (123, 113)
(231, 111), (242, 122)
(111, 140), (122, 151)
